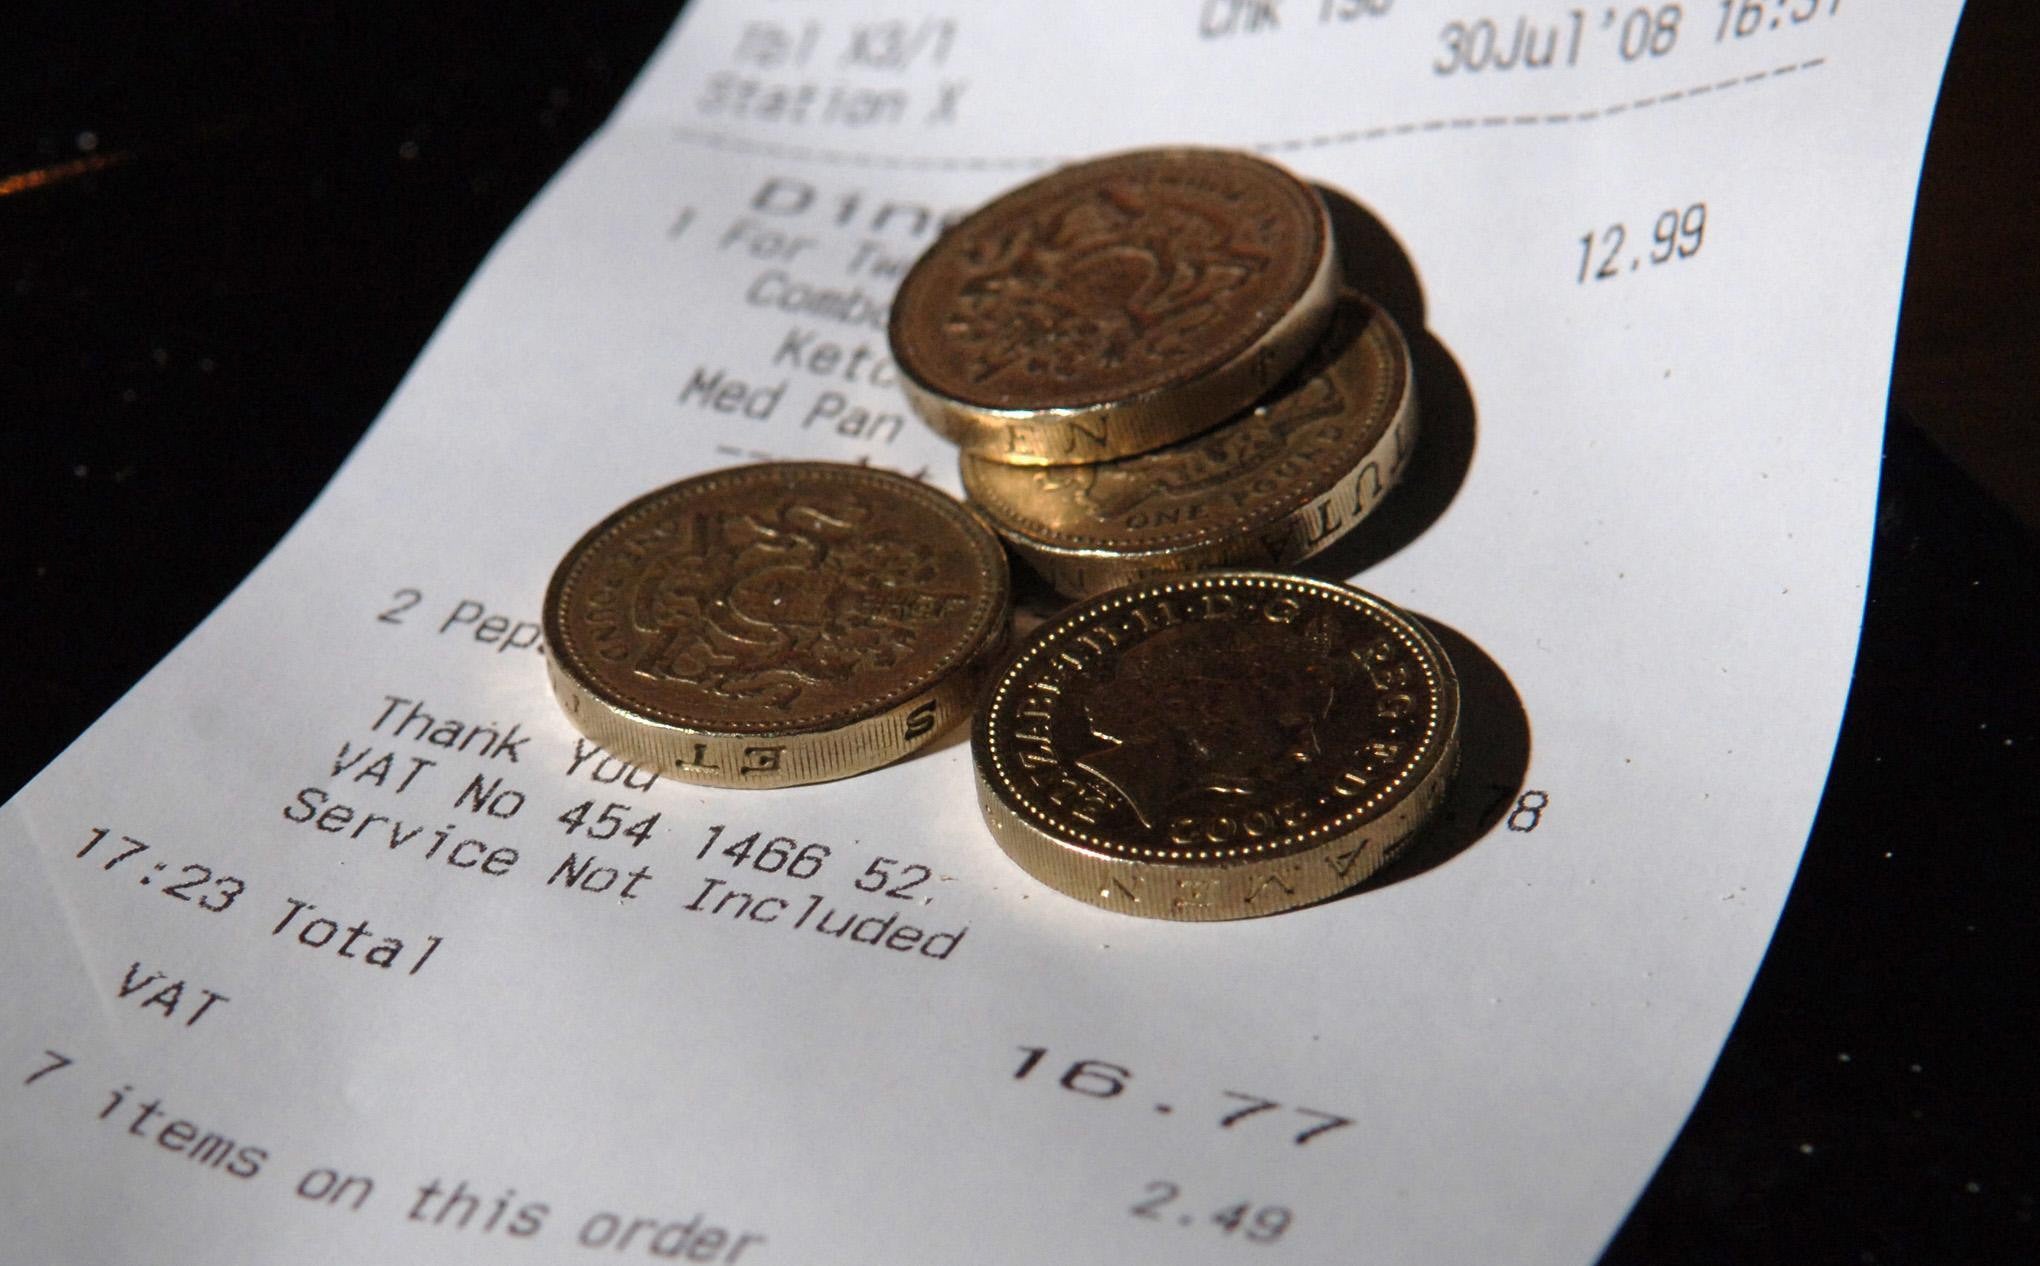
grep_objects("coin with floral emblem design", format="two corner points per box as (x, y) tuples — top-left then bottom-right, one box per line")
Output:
(545, 463), (1010, 787)
(891, 148), (1338, 465)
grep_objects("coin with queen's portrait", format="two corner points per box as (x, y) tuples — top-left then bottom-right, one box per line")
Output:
(973, 572), (1459, 920)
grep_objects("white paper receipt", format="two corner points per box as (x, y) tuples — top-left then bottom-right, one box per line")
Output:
(2, 3), (1964, 1262)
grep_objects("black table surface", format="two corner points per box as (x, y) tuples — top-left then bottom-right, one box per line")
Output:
(4, 4), (2034, 1261)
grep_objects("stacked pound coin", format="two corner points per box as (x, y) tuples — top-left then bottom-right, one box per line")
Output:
(890, 147), (1459, 919)
(891, 147), (1417, 598)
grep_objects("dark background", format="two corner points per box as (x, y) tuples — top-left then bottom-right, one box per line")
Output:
(3, 3), (2034, 1260)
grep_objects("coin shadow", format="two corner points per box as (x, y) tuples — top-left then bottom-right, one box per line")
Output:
(1302, 186), (1476, 582)
(1334, 616), (1531, 899)
(916, 713), (974, 760)
(1007, 562), (1074, 640)
(903, 618), (1044, 769)
(905, 570), (1068, 769)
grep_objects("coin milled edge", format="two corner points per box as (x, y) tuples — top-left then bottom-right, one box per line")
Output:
(963, 297), (1418, 597)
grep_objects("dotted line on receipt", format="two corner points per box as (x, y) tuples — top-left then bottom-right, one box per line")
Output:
(670, 57), (1826, 172)
(714, 443), (783, 463)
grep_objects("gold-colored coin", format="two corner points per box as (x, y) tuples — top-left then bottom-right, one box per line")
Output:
(544, 463), (1010, 788)
(973, 572), (1458, 920)
(961, 294), (1414, 597)
(890, 147), (1338, 466)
